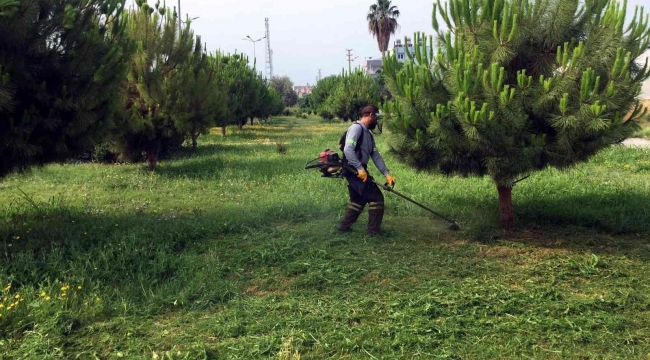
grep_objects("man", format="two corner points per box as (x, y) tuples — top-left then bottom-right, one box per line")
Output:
(338, 105), (396, 235)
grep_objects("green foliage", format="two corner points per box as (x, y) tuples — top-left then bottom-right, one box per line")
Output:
(367, 0), (401, 58)
(252, 80), (285, 123)
(327, 70), (381, 121)
(383, 0), (650, 226)
(282, 107), (302, 117)
(213, 53), (263, 132)
(310, 75), (342, 113)
(319, 109), (335, 120)
(109, 1), (194, 170)
(0, 0), (130, 178)
(270, 76), (299, 107)
(175, 42), (229, 151)
(298, 93), (313, 110)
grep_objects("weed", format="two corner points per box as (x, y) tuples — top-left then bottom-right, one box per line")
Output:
(276, 142), (288, 154)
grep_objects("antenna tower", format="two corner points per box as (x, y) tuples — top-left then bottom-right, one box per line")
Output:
(265, 18), (273, 79)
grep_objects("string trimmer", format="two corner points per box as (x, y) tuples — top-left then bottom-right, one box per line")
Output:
(305, 150), (460, 231)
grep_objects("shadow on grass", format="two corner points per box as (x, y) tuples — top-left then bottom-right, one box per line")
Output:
(154, 151), (300, 180)
(437, 188), (650, 256)
(0, 199), (337, 315)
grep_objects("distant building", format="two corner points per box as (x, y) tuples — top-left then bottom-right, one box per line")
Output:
(363, 58), (383, 76)
(293, 84), (313, 98)
(363, 38), (427, 76)
(386, 38), (415, 62)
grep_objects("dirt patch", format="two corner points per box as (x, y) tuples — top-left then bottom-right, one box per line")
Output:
(623, 138), (650, 148)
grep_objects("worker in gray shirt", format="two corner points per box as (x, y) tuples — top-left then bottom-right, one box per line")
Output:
(338, 105), (396, 235)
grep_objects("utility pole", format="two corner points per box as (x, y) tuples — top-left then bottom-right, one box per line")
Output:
(178, 0), (181, 31)
(243, 35), (265, 65)
(318, 69), (322, 82)
(346, 49), (358, 74)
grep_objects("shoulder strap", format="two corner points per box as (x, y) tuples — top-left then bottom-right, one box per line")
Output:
(354, 123), (364, 151)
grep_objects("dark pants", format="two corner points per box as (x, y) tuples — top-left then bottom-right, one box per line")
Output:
(338, 178), (385, 234)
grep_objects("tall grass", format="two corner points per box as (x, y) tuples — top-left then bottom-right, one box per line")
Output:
(0, 117), (649, 358)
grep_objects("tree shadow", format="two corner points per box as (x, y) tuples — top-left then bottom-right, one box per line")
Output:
(154, 150), (300, 180)
(439, 189), (650, 258)
(165, 143), (277, 160)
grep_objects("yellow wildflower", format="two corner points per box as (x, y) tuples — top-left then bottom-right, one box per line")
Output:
(40, 292), (46, 297)
(61, 293), (66, 297)
(46, 297), (51, 301)
(0, 304), (3, 308)
(96, 297), (101, 302)
(14, 294), (20, 299)
(77, 286), (82, 290)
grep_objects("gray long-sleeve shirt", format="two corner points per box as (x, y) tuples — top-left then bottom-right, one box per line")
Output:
(344, 121), (390, 176)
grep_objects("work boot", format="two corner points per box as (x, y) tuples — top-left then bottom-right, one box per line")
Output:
(367, 202), (384, 235)
(337, 202), (364, 233)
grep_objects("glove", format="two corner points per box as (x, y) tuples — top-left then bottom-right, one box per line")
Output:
(357, 170), (369, 182)
(386, 174), (396, 187)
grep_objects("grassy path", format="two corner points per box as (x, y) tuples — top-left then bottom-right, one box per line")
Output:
(1, 117), (650, 359)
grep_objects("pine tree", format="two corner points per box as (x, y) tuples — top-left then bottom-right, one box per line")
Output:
(0, 0), (130, 178)
(310, 75), (342, 114)
(174, 41), (228, 151)
(328, 70), (381, 121)
(111, 0), (194, 170)
(251, 80), (284, 124)
(383, 0), (650, 228)
(213, 53), (259, 137)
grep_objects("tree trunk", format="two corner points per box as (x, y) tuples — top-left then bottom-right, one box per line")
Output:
(497, 185), (514, 229)
(238, 121), (243, 130)
(221, 125), (226, 138)
(191, 133), (198, 151)
(249, 117), (254, 126)
(145, 143), (159, 171)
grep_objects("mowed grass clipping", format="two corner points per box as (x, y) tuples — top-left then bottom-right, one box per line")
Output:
(0, 116), (649, 359)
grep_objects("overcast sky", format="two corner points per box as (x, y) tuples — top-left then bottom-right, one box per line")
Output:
(177, 0), (647, 86)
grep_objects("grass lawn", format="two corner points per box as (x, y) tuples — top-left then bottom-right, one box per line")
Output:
(1, 116), (650, 359)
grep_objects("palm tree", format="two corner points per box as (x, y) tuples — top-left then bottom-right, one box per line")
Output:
(367, 0), (400, 60)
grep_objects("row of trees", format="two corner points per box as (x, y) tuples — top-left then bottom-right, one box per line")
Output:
(382, 0), (650, 227)
(302, 70), (383, 121)
(0, 0), (283, 176)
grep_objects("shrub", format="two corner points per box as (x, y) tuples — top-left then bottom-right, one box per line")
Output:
(319, 110), (334, 121)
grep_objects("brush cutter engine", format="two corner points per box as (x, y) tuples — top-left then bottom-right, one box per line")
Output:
(316, 149), (342, 177)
